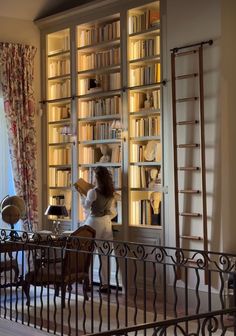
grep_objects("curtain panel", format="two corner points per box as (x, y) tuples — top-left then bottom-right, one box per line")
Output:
(0, 42), (38, 231)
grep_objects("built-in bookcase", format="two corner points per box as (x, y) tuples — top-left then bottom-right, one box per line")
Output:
(46, 29), (72, 221)
(77, 15), (122, 223)
(41, 0), (163, 235)
(128, 1), (162, 228)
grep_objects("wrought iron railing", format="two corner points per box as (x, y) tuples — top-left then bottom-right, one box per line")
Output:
(0, 228), (236, 335)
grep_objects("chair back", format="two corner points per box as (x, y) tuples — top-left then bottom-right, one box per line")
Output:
(64, 225), (96, 275)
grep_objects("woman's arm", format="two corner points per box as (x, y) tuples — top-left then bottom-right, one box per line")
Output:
(80, 188), (97, 210)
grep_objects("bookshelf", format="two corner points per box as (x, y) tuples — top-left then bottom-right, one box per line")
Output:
(46, 29), (72, 222)
(40, 0), (163, 238)
(77, 15), (122, 224)
(128, 1), (162, 228)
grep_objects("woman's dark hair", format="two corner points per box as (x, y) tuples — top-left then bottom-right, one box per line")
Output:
(95, 166), (114, 197)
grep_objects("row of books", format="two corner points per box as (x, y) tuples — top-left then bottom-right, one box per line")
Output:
(130, 63), (160, 87)
(130, 90), (160, 112)
(130, 166), (161, 188)
(79, 95), (121, 118)
(130, 37), (160, 60)
(131, 142), (161, 162)
(80, 167), (122, 188)
(49, 105), (71, 122)
(80, 144), (121, 164)
(78, 47), (120, 71)
(78, 20), (120, 47)
(49, 168), (71, 187)
(78, 72), (120, 95)
(132, 200), (153, 226)
(80, 122), (115, 140)
(48, 34), (70, 55)
(49, 79), (71, 100)
(49, 148), (71, 165)
(48, 126), (71, 143)
(129, 9), (160, 34)
(48, 58), (70, 78)
(131, 115), (160, 137)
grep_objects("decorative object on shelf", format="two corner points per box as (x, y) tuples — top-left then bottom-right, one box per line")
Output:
(99, 144), (111, 163)
(144, 92), (153, 109)
(0, 195), (26, 230)
(88, 76), (101, 91)
(44, 205), (68, 235)
(148, 168), (159, 188)
(144, 140), (157, 161)
(110, 120), (122, 139)
(150, 192), (161, 225)
(74, 178), (93, 196)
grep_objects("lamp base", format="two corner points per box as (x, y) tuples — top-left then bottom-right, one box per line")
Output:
(53, 220), (61, 236)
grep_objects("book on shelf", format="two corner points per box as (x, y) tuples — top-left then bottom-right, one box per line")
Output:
(132, 199), (160, 225)
(149, 9), (160, 27)
(131, 166), (161, 188)
(111, 145), (121, 163)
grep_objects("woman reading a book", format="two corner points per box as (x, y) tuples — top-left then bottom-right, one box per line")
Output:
(79, 166), (115, 293)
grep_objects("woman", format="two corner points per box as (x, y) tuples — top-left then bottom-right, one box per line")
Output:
(80, 166), (115, 293)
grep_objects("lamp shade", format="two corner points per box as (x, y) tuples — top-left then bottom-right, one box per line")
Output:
(44, 205), (68, 217)
(110, 120), (122, 130)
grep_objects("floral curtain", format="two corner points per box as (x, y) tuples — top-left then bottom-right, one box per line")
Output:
(0, 42), (38, 231)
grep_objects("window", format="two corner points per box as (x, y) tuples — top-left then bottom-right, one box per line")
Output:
(0, 98), (15, 228)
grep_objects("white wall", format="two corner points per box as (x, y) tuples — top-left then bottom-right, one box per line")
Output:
(0, 17), (42, 228)
(221, 0), (236, 254)
(163, 0), (221, 251)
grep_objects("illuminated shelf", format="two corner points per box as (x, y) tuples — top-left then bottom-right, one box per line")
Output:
(77, 38), (120, 52)
(79, 114), (121, 122)
(79, 139), (121, 145)
(130, 161), (161, 166)
(79, 163), (121, 168)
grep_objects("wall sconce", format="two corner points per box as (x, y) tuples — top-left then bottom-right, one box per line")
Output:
(110, 120), (123, 139)
(45, 205), (68, 236)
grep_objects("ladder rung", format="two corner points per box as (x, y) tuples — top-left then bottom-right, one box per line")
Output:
(175, 50), (198, 57)
(176, 97), (198, 103)
(177, 120), (199, 126)
(180, 235), (203, 241)
(179, 190), (200, 194)
(177, 144), (199, 148)
(175, 73), (198, 80)
(178, 166), (200, 171)
(180, 212), (201, 217)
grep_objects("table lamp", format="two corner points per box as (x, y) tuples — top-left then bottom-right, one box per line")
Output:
(44, 205), (68, 235)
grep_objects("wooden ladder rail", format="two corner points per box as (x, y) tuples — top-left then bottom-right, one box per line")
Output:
(171, 42), (211, 283)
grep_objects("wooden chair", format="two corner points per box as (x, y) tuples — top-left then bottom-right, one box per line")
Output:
(0, 252), (19, 284)
(22, 225), (96, 307)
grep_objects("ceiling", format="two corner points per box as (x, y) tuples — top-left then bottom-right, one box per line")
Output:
(0, 0), (93, 21)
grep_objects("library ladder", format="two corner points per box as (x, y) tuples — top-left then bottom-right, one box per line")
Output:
(170, 40), (213, 273)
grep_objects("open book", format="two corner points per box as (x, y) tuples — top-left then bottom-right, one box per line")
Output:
(73, 178), (94, 196)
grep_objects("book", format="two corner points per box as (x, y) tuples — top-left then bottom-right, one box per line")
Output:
(73, 178), (94, 196)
